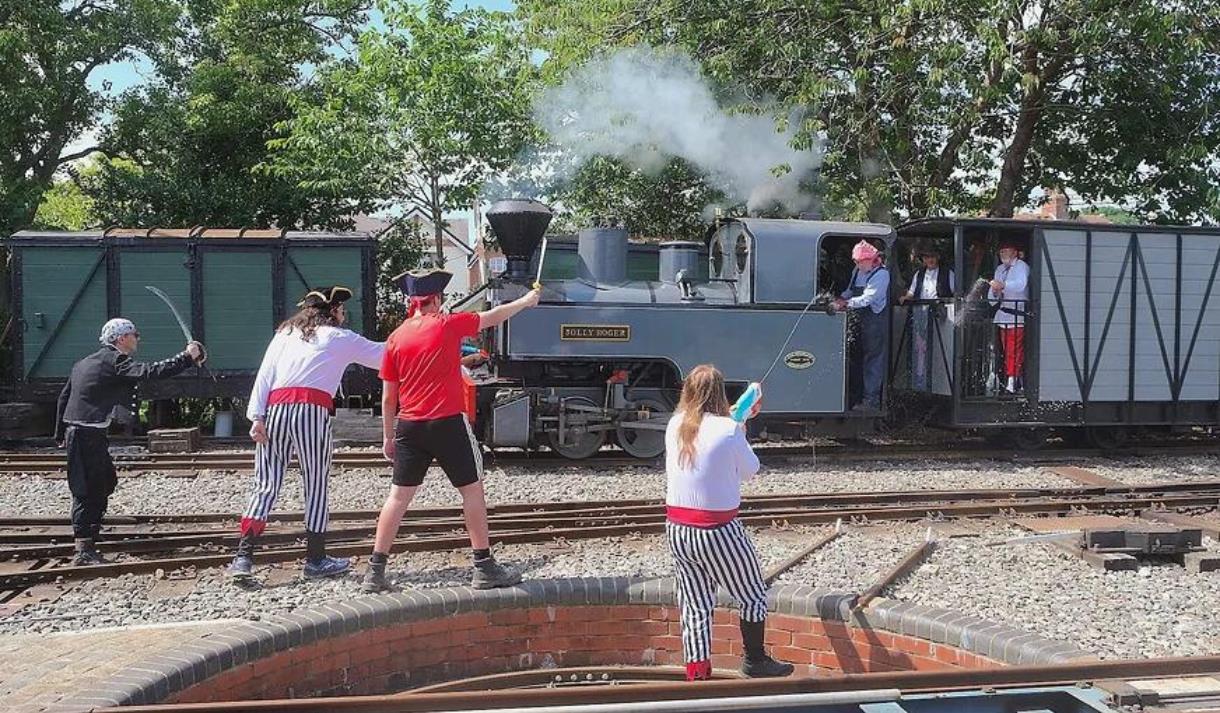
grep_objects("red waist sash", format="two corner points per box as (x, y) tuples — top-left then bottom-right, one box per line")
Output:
(666, 505), (738, 528)
(268, 387), (334, 413)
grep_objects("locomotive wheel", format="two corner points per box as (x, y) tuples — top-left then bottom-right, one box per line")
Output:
(615, 398), (670, 459)
(546, 397), (607, 459)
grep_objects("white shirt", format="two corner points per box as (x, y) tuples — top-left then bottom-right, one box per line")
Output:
(247, 326), (385, 420)
(905, 267), (955, 300)
(989, 258), (1030, 327)
(665, 413), (760, 511)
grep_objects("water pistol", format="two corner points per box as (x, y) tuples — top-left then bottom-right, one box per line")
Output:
(730, 382), (762, 423)
(460, 344), (490, 360)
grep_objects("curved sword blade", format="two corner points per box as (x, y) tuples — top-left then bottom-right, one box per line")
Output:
(144, 285), (194, 342)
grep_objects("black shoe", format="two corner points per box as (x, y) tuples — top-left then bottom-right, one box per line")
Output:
(471, 558), (521, 589)
(741, 656), (796, 678)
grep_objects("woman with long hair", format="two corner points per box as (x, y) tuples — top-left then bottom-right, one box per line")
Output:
(227, 286), (384, 582)
(665, 365), (794, 680)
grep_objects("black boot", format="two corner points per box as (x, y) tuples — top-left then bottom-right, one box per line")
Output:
(362, 552), (391, 593)
(72, 538), (105, 566)
(228, 535), (256, 579)
(740, 619), (795, 678)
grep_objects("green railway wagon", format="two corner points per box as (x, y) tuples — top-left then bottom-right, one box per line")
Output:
(4, 227), (378, 403)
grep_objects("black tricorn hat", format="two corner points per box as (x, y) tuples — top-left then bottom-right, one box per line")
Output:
(393, 268), (452, 297)
(912, 240), (938, 258)
(297, 285), (353, 308)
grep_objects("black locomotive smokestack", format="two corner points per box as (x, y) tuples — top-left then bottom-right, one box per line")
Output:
(486, 199), (553, 280)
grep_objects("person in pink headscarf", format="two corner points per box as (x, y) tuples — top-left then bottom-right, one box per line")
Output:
(833, 240), (890, 411)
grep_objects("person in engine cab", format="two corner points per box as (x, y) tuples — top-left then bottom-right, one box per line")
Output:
(665, 365), (794, 681)
(55, 319), (205, 565)
(833, 240), (890, 411)
(989, 240), (1030, 394)
(898, 241), (955, 390)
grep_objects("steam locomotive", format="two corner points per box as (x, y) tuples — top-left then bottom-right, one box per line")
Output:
(467, 199), (893, 458)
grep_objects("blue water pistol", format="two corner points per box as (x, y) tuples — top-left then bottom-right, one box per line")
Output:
(730, 382), (761, 422)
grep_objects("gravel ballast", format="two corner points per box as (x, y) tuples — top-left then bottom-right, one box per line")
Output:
(0, 528), (805, 636)
(894, 524), (1220, 659)
(4, 454), (1220, 658)
(0, 458), (1103, 518)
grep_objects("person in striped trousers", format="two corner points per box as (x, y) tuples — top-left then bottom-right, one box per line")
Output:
(665, 365), (794, 680)
(228, 286), (384, 581)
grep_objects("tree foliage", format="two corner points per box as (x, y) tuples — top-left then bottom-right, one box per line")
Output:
(263, 0), (536, 262)
(373, 218), (425, 336)
(518, 0), (1220, 224)
(0, 0), (179, 234)
(85, 0), (370, 229)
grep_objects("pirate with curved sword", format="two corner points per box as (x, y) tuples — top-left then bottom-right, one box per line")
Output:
(54, 289), (207, 566)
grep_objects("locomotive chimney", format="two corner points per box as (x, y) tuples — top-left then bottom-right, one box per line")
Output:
(486, 199), (553, 280)
(578, 224), (628, 285)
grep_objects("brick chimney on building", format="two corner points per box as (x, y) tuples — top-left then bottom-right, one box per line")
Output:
(1041, 188), (1069, 220)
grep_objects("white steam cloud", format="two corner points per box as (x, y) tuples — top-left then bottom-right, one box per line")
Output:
(536, 46), (822, 214)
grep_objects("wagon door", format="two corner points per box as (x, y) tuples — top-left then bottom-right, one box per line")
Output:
(199, 243), (276, 372)
(117, 243), (191, 364)
(17, 238), (108, 380)
(282, 240), (369, 334)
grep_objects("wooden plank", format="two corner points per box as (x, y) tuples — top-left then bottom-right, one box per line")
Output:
(1042, 466), (1123, 487)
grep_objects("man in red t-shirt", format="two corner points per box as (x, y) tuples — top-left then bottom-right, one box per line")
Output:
(362, 268), (540, 592)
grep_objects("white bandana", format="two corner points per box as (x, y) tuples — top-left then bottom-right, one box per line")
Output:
(99, 318), (137, 345)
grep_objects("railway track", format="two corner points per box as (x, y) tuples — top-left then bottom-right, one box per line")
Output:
(3, 479), (1219, 589)
(0, 439), (1216, 474)
(112, 655), (1220, 712)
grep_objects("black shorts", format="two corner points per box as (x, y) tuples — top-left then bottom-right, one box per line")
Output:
(392, 414), (483, 488)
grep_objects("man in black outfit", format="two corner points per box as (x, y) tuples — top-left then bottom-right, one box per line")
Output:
(54, 318), (205, 565)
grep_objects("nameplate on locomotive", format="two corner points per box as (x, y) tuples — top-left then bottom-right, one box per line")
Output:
(560, 324), (631, 342)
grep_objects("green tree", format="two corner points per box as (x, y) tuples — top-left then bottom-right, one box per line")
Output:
(518, 0), (1220, 223)
(264, 0), (536, 263)
(86, 0), (369, 229)
(555, 156), (724, 240)
(374, 218), (425, 336)
(33, 178), (96, 231)
(0, 0), (179, 235)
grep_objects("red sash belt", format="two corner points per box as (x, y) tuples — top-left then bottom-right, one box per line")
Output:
(666, 505), (738, 528)
(268, 387), (334, 413)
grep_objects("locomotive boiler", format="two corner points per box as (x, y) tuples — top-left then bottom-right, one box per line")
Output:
(471, 199), (895, 458)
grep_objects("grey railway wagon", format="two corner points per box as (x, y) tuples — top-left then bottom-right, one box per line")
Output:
(894, 218), (1220, 436)
(4, 228), (379, 402)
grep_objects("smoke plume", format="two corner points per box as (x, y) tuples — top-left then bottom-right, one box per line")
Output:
(535, 46), (822, 214)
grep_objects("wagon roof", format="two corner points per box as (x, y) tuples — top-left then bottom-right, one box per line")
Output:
(899, 216), (1220, 237)
(7, 228), (374, 241)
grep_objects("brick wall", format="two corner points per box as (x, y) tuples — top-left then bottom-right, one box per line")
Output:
(67, 578), (1093, 708)
(169, 605), (1001, 704)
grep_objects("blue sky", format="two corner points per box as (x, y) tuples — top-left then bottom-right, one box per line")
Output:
(88, 0), (517, 97)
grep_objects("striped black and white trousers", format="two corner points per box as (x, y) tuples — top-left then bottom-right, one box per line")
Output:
(667, 519), (769, 663)
(242, 402), (333, 534)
